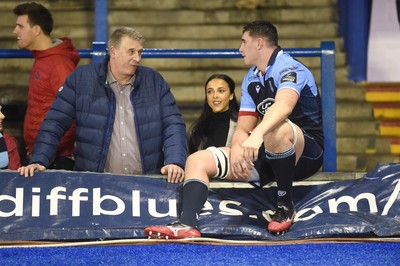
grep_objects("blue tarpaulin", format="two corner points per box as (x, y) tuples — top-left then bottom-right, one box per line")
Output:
(0, 163), (399, 241)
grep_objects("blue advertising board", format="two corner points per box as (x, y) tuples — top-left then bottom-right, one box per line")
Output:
(0, 163), (399, 241)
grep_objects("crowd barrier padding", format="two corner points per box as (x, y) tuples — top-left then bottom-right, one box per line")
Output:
(0, 163), (399, 241)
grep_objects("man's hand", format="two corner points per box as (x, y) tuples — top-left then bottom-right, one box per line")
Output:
(161, 164), (184, 183)
(241, 131), (263, 164)
(18, 164), (46, 178)
(230, 144), (252, 179)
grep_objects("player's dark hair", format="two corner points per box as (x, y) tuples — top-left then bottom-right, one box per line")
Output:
(243, 20), (278, 46)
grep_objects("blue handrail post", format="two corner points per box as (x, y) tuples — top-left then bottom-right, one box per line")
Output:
(93, 0), (108, 63)
(92, 42), (107, 64)
(339, 0), (371, 82)
(321, 41), (337, 172)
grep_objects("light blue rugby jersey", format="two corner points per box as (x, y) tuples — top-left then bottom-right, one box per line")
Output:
(239, 48), (324, 147)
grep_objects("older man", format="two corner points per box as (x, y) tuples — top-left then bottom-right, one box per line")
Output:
(18, 27), (187, 182)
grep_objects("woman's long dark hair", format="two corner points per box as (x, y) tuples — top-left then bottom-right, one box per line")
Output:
(188, 74), (239, 154)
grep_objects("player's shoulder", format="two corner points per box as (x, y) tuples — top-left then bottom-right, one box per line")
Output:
(274, 54), (305, 75)
(243, 66), (259, 83)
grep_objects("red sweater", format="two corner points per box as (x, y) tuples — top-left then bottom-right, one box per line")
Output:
(3, 132), (21, 170)
(24, 37), (80, 158)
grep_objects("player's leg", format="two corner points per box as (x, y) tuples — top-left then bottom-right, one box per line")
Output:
(145, 147), (231, 239)
(267, 129), (323, 234)
(177, 147), (230, 228)
(264, 119), (304, 234)
(293, 131), (324, 181)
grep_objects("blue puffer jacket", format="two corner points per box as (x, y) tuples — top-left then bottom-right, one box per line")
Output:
(31, 56), (187, 174)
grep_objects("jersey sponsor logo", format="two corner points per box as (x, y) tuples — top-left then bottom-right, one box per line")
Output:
(257, 98), (275, 115)
(279, 65), (298, 75)
(281, 72), (297, 84)
(248, 75), (258, 82)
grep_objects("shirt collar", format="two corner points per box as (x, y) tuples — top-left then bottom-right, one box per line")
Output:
(107, 64), (135, 86)
(253, 46), (283, 77)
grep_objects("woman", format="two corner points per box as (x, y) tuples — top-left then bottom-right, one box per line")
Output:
(188, 74), (239, 154)
(0, 105), (21, 170)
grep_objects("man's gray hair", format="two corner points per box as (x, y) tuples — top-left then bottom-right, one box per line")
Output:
(108, 27), (145, 49)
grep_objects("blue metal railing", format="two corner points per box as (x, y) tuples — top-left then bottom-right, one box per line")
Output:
(0, 0), (336, 172)
(0, 47), (329, 59)
(0, 44), (337, 172)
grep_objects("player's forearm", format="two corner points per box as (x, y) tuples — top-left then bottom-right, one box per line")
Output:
(231, 128), (249, 148)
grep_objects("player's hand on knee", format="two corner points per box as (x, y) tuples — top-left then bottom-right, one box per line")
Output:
(241, 133), (263, 164)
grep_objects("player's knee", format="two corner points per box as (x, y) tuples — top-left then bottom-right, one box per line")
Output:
(185, 150), (210, 172)
(186, 152), (200, 168)
(264, 121), (298, 153)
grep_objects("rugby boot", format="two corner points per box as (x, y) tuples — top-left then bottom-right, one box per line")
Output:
(267, 204), (296, 235)
(145, 221), (201, 239)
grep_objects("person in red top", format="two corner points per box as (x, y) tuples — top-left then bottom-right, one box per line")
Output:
(13, 2), (80, 169)
(0, 105), (21, 170)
